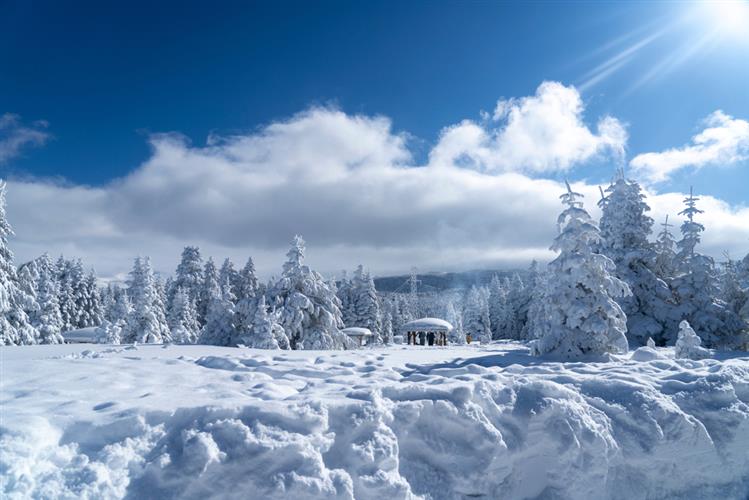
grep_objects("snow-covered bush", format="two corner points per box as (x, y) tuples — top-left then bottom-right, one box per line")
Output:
(674, 320), (710, 360)
(94, 320), (121, 344)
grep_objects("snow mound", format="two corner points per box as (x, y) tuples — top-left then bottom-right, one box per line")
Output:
(2, 343), (749, 499)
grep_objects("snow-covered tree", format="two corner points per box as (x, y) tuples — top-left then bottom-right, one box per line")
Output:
(198, 258), (219, 326)
(530, 183), (631, 359)
(169, 246), (205, 322)
(653, 215), (678, 280)
(269, 235), (352, 350)
(381, 306), (393, 345)
(597, 174), (674, 345)
(233, 257), (261, 346)
(445, 300), (466, 345)
(671, 189), (743, 348)
(674, 320), (710, 360)
(94, 320), (121, 345)
(0, 181), (38, 345)
(199, 259), (237, 346)
(56, 258), (78, 332)
(347, 265), (383, 343)
(464, 285), (491, 345)
(34, 264), (64, 344)
(105, 284), (131, 327)
(488, 274), (506, 339)
(81, 270), (103, 327)
(238, 295), (281, 349)
(168, 287), (200, 344)
(122, 257), (172, 344)
(219, 258), (241, 303)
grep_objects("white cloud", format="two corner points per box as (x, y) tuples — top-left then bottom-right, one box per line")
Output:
(0, 114), (50, 164)
(630, 110), (749, 183)
(429, 81), (627, 173)
(3, 90), (747, 280)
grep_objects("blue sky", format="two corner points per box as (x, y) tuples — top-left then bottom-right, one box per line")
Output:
(1, 0), (748, 277)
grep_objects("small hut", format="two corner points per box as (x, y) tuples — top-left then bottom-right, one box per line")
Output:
(401, 318), (453, 346)
(342, 327), (374, 346)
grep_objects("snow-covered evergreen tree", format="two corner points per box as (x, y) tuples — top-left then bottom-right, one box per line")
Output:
(233, 257), (261, 346)
(349, 265), (383, 343)
(0, 181), (38, 345)
(56, 258), (77, 332)
(674, 320), (710, 360)
(219, 258), (240, 303)
(169, 246), (205, 323)
(105, 284), (132, 327)
(381, 305), (393, 345)
(168, 287), (200, 344)
(34, 263), (64, 344)
(122, 257), (171, 344)
(82, 270), (103, 327)
(464, 285), (491, 345)
(199, 260), (236, 346)
(530, 182), (631, 359)
(671, 189), (743, 348)
(238, 295), (281, 349)
(198, 258), (219, 327)
(488, 274), (505, 339)
(269, 235), (352, 350)
(653, 215), (678, 280)
(597, 174), (674, 345)
(445, 300), (466, 345)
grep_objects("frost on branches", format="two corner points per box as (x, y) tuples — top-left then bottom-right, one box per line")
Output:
(269, 235), (353, 350)
(531, 182), (631, 360)
(674, 320), (710, 360)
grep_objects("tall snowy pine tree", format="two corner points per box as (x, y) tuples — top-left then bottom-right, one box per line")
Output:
(531, 182), (631, 359)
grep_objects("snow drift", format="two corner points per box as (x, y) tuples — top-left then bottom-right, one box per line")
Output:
(2, 343), (748, 499)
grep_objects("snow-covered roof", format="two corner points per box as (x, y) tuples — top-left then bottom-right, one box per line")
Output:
(341, 327), (374, 337)
(400, 318), (453, 332)
(62, 327), (98, 343)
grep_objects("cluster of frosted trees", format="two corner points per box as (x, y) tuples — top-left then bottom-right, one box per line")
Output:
(425, 176), (748, 358)
(97, 236), (357, 350)
(1, 183), (104, 345)
(526, 177), (748, 358)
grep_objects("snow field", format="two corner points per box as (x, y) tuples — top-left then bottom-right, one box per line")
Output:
(2, 342), (749, 499)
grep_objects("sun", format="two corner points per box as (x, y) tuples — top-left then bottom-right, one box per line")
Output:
(702, 0), (749, 42)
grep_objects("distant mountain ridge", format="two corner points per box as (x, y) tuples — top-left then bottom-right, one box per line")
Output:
(373, 268), (530, 293)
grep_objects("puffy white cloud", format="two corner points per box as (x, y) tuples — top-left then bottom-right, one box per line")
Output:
(630, 110), (749, 183)
(3, 91), (747, 280)
(0, 114), (50, 164)
(429, 81), (627, 172)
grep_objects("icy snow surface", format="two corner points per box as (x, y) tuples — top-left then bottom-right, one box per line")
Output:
(2, 342), (748, 499)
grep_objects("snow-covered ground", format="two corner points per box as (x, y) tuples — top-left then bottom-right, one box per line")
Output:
(2, 342), (748, 499)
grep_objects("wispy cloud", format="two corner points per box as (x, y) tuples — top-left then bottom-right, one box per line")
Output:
(0, 113), (51, 164)
(630, 110), (749, 183)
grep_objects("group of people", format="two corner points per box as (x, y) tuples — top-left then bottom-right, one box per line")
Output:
(405, 330), (448, 346)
